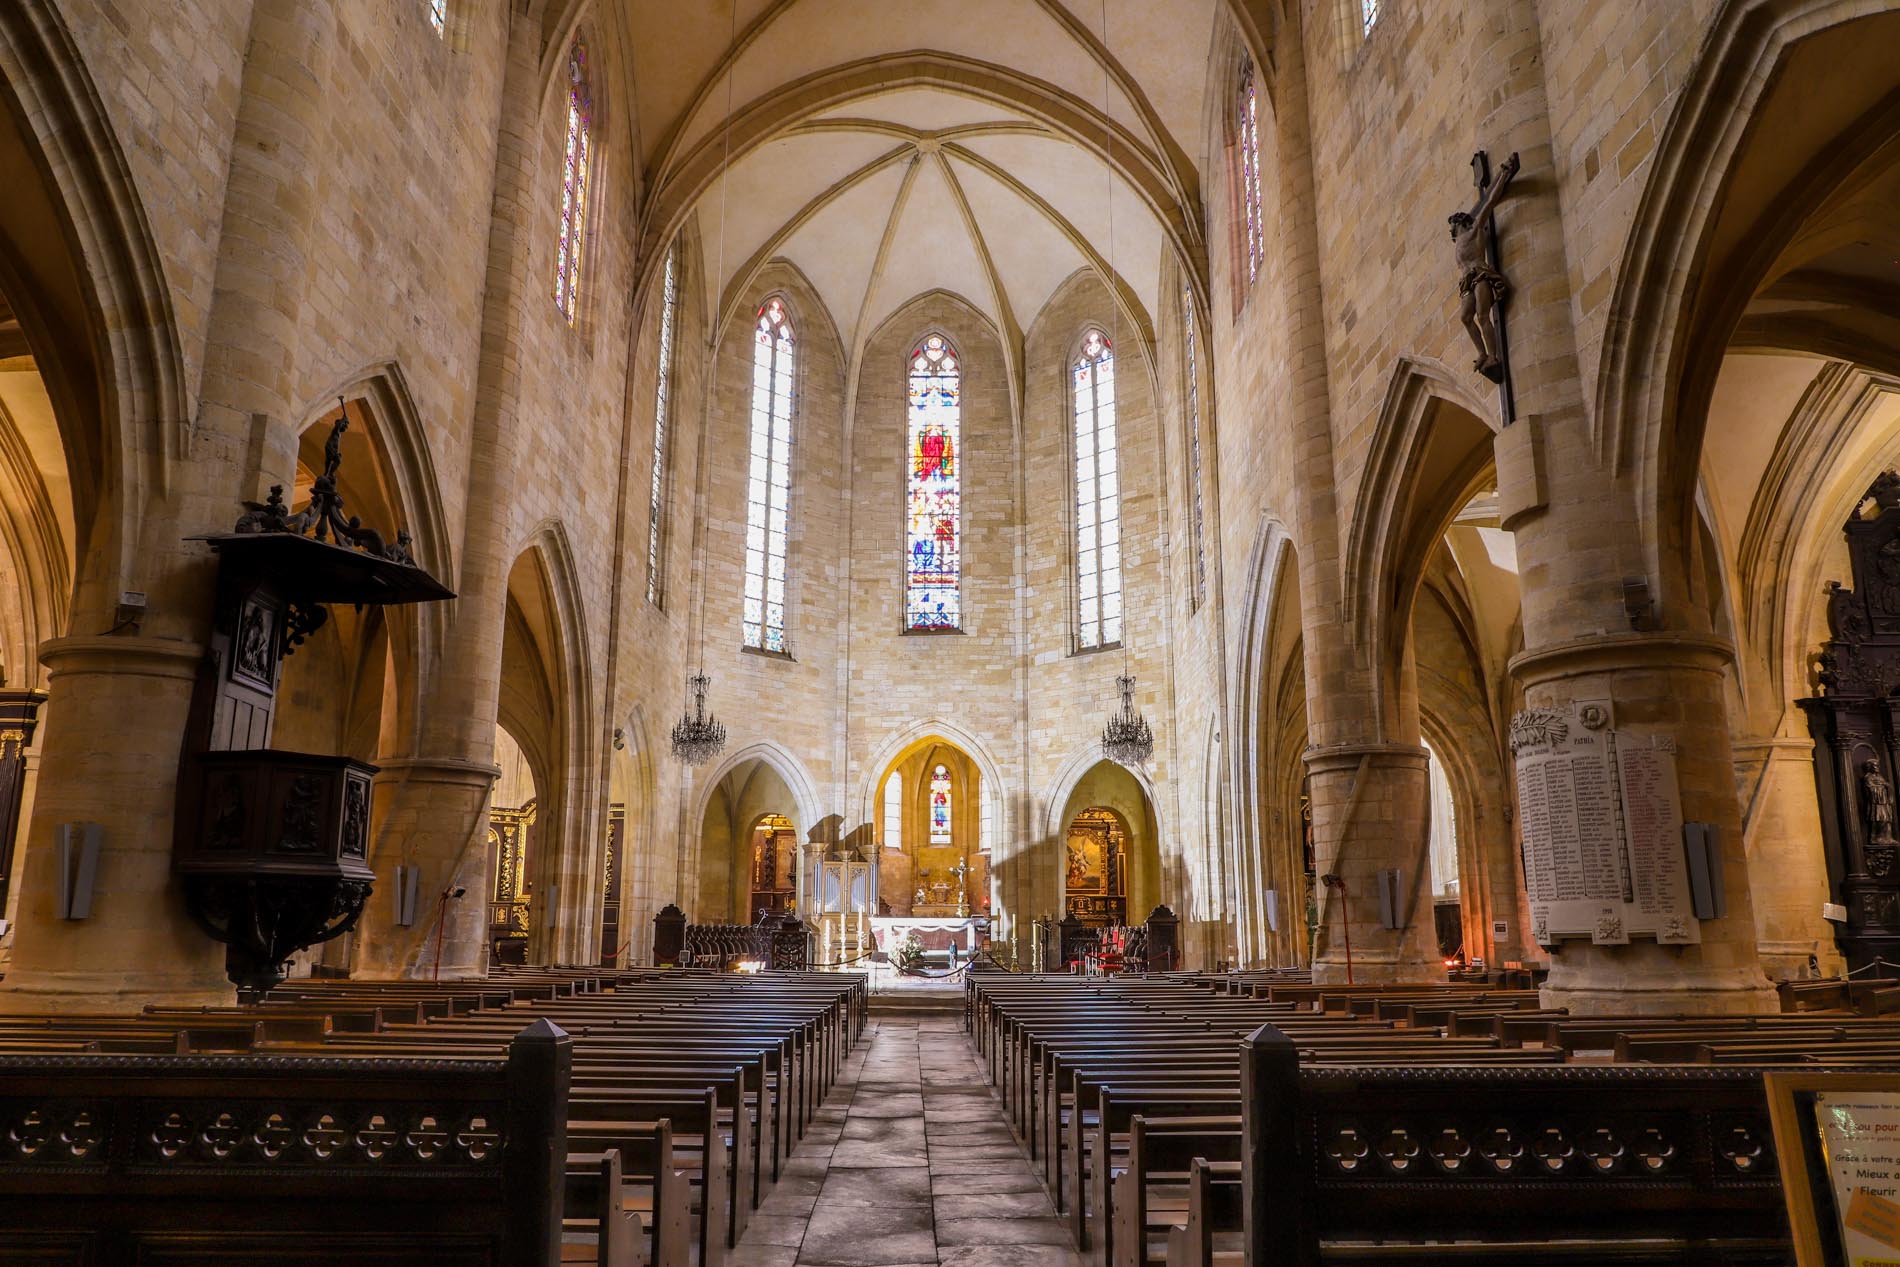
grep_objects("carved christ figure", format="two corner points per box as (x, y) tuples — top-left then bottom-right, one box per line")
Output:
(1864, 758), (1897, 845)
(1449, 151), (1520, 382)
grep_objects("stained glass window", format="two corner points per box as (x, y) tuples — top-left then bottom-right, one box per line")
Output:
(1074, 329), (1122, 649)
(553, 42), (592, 324)
(427, 0), (447, 35)
(906, 334), (961, 630)
(1363, 0), (1382, 37)
(979, 788), (994, 856)
(929, 765), (952, 846)
(743, 297), (795, 653)
(1237, 59), (1263, 288)
(1183, 288), (1207, 608)
(647, 245), (679, 606)
(883, 773), (902, 850)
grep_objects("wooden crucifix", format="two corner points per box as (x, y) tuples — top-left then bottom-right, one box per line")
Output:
(1450, 149), (1520, 424)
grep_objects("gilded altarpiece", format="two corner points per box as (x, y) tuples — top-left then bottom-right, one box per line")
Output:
(487, 800), (535, 966)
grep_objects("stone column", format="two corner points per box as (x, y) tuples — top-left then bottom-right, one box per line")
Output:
(1486, 0), (1771, 1015)
(0, 0), (334, 1010)
(347, 2), (539, 978)
(1735, 736), (1844, 980)
(1271, 6), (1440, 985)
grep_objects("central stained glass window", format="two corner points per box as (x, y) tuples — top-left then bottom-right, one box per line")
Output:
(929, 764), (953, 845)
(743, 297), (795, 652)
(906, 334), (961, 630)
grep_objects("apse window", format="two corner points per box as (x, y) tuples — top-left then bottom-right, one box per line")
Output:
(906, 334), (962, 631)
(1362, 0), (1382, 37)
(883, 773), (903, 849)
(427, 0), (447, 36)
(743, 297), (796, 654)
(553, 41), (592, 324)
(929, 765), (953, 846)
(1235, 58), (1265, 290)
(647, 244), (680, 606)
(1074, 328), (1122, 650)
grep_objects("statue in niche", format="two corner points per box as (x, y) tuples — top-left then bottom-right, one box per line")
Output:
(1864, 759), (1898, 845)
(1448, 151), (1520, 382)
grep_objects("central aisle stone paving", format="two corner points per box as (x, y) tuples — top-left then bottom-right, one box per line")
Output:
(731, 1010), (1083, 1267)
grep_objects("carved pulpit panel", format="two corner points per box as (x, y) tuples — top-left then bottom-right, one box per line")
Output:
(1800, 471), (1900, 969)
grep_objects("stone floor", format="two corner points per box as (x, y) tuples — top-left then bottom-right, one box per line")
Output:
(732, 1013), (1084, 1267)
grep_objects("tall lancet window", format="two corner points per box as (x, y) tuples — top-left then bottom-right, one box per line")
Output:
(1073, 329), (1121, 649)
(647, 244), (679, 606)
(883, 773), (903, 849)
(553, 41), (592, 324)
(1236, 58), (1264, 288)
(427, 0), (448, 36)
(929, 765), (953, 846)
(1183, 288), (1207, 608)
(743, 297), (795, 653)
(906, 334), (962, 630)
(1362, 0), (1382, 37)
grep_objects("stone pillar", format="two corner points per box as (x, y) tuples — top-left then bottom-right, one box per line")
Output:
(0, 638), (225, 1008)
(1305, 745), (1441, 983)
(346, 3), (539, 979)
(348, 756), (496, 980)
(0, 0), (334, 1010)
(1485, 0), (1770, 1014)
(1507, 635), (1775, 1013)
(1270, 6), (1442, 986)
(1735, 736), (1844, 980)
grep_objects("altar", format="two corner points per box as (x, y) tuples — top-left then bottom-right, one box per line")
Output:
(870, 916), (987, 962)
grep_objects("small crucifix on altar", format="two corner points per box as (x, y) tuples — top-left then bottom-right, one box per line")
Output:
(950, 859), (972, 917)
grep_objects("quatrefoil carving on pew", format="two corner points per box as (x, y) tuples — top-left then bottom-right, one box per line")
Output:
(1376, 1126), (1422, 1174)
(1632, 1126), (1674, 1174)
(1719, 1123), (1766, 1174)
(355, 1113), (397, 1160)
(455, 1115), (499, 1162)
(1428, 1126), (1473, 1174)
(1324, 1126), (1370, 1173)
(1478, 1126), (1523, 1174)
(151, 1111), (194, 1159)
(407, 1115), (450, 1160)
(302, 1113), (350, 1160)
(60, 1109), (102, 1160)
(1580, 1126), (1624, 1174)
(1531, 1126), (1574, 1174)
(253, 1111), (294, 1159)
(199, 1111), (246, 1159)
(8, 1107), (53, 1157)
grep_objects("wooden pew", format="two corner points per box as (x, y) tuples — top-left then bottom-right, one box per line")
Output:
(0, 1020), (575, 1265)
(1230, 1022), (1791, 1265)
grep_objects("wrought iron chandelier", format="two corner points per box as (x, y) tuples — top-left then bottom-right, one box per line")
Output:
(1102, 673), (1153, 767)
(670, 671), (727, 766)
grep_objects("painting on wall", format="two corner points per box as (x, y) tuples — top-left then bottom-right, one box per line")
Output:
(1065, 809), (1119, 894)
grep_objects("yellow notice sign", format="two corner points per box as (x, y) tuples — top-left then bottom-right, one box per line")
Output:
(1818, 1092), (1900, 1266)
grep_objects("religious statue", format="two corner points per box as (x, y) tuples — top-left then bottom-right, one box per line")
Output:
(914, 884), (928, 907)
(1448, 151), (1520, 382)
(1864, 758), (1897, 845)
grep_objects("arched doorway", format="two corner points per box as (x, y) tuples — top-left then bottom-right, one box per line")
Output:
(873, 739), (988, 918)
(1053, 759), (1161, 931)
(698, 756), (805, 924)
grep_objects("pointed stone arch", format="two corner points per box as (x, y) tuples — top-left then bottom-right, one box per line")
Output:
(1342, 355), (1497, 735)
(0, 0), (190, 592)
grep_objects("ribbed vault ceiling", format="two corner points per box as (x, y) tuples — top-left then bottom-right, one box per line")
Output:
(616, 0), (1225, 351)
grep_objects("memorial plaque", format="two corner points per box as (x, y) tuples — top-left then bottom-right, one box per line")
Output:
(1510, 699), (1699, 946)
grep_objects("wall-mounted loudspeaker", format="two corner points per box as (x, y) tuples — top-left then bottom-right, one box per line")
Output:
(56, 822), (101, 919)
